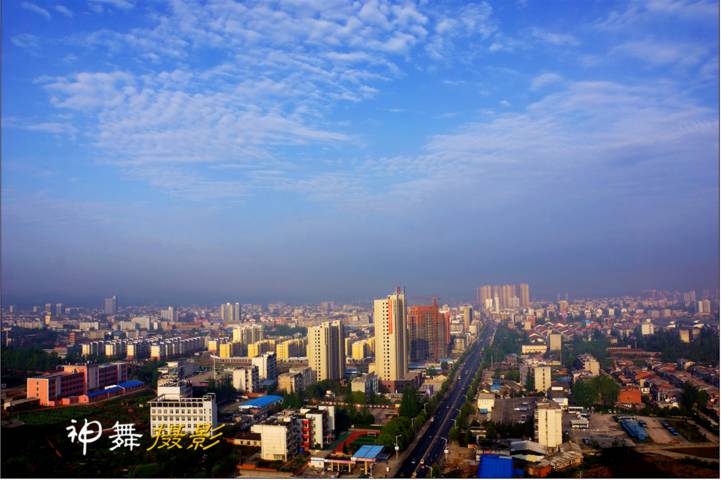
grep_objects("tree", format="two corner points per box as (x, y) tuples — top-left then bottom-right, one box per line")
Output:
(399, 386), (420, 418)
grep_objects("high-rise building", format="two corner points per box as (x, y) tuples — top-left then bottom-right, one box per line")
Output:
(408, 300), (447, 362)
(533, 365), (552, 393)
(477, 285), (493, 309)
(232, 324), (263, 344)
(161, 306), (178, 322)
(548, 333), (562, 352)
(519, 283), (530, 308)
(462, 305), (473, 332)
(104, 296), (118, 315)
(221, 302), (242, 323)
(535, 402), (563, 451)
(374, 289), (409, 386)
(307, 321), (345, 381)
(54, 303), (64, 317)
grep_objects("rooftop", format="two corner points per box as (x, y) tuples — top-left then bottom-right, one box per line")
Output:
(239, 395), (283, 409)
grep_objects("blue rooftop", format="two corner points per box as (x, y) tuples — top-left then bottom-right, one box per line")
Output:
(352, 445), (384, 461)
(478, 455), (513, 478)
(118, 380), (144, 389)
(87, 386), (122, 398)
(239, 395), (283, 409)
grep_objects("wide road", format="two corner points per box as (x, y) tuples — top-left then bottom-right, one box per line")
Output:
(396, 324), (495, 478)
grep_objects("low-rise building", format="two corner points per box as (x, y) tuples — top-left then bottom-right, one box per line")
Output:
(149, 393), (218, 436)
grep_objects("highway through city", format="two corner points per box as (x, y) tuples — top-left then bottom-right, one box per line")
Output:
(396, 324), (496, 478)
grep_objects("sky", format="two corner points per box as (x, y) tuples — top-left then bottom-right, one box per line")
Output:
(2, 0), (719, 307)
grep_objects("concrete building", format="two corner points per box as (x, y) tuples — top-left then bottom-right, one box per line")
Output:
(522, 344), (548, 354)
(276, 338), (305, 360)
(221, 302), (242, 323)
(476, 391), (496, 414)
(104, 296), (118, 315)
(252, 352), (278, 383)
(232, 323), (263, 344)
(307, 321), (345, 381)
(408, 300), (448, 362)
(534, 365), (552, 393)
(351, 373), (379, 396)
(374, 289), (409, 390)
(157, 378), (192, 400)
(149, 393), (218, 436)
(535, 401), (563, 451)
(251, 413), (302, 461)
(641, 319), (655, 336)
(278, 372), (304, 394)
(576, 354), (600, 377)
(300, 407), (334, 450)
(548, 333), (562, 352)
(233, 366), (260, 393)
(161, 306), (178, 322)
(462, 305), (473, 332)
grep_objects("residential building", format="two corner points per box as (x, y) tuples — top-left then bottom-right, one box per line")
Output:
(104, 296), (118, 315)
(232, 323), (264, 344)
(374, 289), (409, 389)
(307, 321), (345, 381)
(221, 302), (242, 323)
(535, 401), (563, 451)
(576, 354), (600, 377)
(534, 365), (552, 393)
(351, 373), (379, 396)
(251, 413), (302, 461)
(252, 352), (278, 383)
(408, 300), (447, 362)
(233, 366), (260, 393)
(548, 333), (562, 352)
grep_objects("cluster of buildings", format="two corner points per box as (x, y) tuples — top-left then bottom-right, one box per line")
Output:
(25, 361), (143, 406)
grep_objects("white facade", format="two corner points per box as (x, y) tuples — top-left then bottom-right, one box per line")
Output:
(374, 290), (408, 382)
(149, 393), (218, 436)
(252, 352), (278, 382)
(232, 366), (259, 393)
(535, 402), (563, 451)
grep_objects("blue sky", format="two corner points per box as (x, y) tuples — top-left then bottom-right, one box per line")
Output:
(3, 0), (719, 306)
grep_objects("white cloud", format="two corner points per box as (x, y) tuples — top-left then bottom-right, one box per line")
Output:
(89, 0), (135, 11)
(531, 28), (579, 46)
(55, 5), (74, 17)
(11, 33), (40, 50)
(20, 2), (51, 19)
(613, 39), (706, 66)
(530, 72), (563, 90)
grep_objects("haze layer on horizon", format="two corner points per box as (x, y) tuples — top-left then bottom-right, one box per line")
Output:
(3, 0), (719, 306)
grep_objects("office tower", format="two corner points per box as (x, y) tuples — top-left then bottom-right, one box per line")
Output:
(374, 288), (409, 386)
(161, 306), (177, 322)
(252, 352), (277, 382)
(54, 303), (64, 317)
(307, 321), (345, 381)
(519, 283), (530, 308)
(44, 303), (52, 314)
(104, 296), (118, 315)
(535, 402), (563, 451)
(462, 305), (473, 332)
(232, 323), (264, 344)
(533, 365), (552, 393)
(220, 302), (242, 323)
(408, 300), (446, 362)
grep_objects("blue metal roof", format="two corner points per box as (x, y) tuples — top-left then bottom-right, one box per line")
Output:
(239, 395), (283, 409)
(351, 445), (384, 461)
(87, 386), (122, 398)
(118, 380), (144, 389)
(620, 419), (648, 441)
(478, 455), (513, 478)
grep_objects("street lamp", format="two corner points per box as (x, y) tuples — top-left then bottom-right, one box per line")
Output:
(441, 437), (449, 463)
(395, 434), (401, 460)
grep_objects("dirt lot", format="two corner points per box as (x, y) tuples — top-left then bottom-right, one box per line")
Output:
(642, 416), (675, 444)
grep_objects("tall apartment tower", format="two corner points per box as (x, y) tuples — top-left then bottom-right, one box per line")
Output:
(104, 296), (118, 315)
(221, 302), (242, 323)
(408, 299), (446, 362)
(519, 283), (530, 308)
(374, 288), (409, 387)
(462, 305), (473, 332)
(535, 401), (563, 451)
(307, 321), (345, 381)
